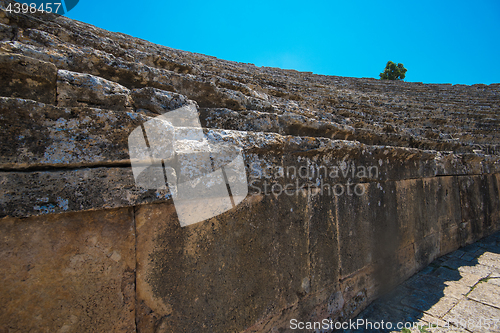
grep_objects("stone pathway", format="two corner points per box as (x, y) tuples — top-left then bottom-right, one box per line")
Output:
(345, 231), (500, 332)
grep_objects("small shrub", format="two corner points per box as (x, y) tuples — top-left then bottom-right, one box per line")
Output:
(380, 61), (407, 80)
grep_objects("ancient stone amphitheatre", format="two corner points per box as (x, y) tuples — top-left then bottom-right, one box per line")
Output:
(0, 0), (499, 331)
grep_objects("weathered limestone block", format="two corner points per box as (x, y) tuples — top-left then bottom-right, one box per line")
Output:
(244, 288), (347, 333)
(3, 35), (269, 112)
(306, 189), (339, 295)
(200, 108), (281, 133)
(0, 40), (68, 69)
(200, 107), (355, 140)
(0, 8), (8, 25)
(1, 37), (177, 91)
(136, 192), (320, 332)
(497, 173), (500, 220)
(0, 97), (147, 169)
(243, 134), (500, 193)
(422, 177), (463, 256)
(0, 22), (13, 41)
(169, 75), (248, 111)
(0, 208), (136, 333)
(483, 174), (500, 234)
(238, 189), (344, 331)
(395, 179), (423, 249)
(0, 167), (170, 218)
(332, 182), (372, 278)
(414, 232), (441, 272)
(395, 178), (444, 271)
(218, 87), (273, 111)
(459, 176), (487, 245)
(459, 175), (500, 245)
(336, 181), (401, 287)
(280, 111), (355, 139)
(338, 265), (379, 319)
(131, 87), (190, 114)
(57, 69), (133, 111)
(0, 53), (57, 104)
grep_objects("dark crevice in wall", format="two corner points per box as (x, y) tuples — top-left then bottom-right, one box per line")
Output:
(0, 161), (133, 173)
(133, 205), (139, 333)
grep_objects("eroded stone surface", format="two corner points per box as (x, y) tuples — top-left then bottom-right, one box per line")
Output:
(0, 167), (172, 218)
(0, 1), (498, 331)
(135, 193), (311, 332)
(135, 190), (354, 332)
(57, 69), (133, 111)
(131, 87), (191, 114)
(1, 0), (499, 154)
(2, 92), (497, 219)
(0, 53), (57, 104)
(0, 208), (136, 333)
(0, 97), (146, 169)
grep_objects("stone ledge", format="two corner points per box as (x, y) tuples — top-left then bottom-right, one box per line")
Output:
(1, 96), (499, 219)
(0, 167), (171, 218)
(57, 69), (133, 111)
(0, 53), (57, 104)
(0, 97), (146, 169)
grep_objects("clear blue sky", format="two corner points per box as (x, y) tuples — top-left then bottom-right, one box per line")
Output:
(66, 0), (500, 85)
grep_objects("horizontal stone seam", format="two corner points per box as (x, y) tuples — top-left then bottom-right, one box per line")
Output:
(0, 168), (496, 183)
(248, 174), (498, 194)
(369, 173), (500, 184)
(0, 162), (132, 173)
